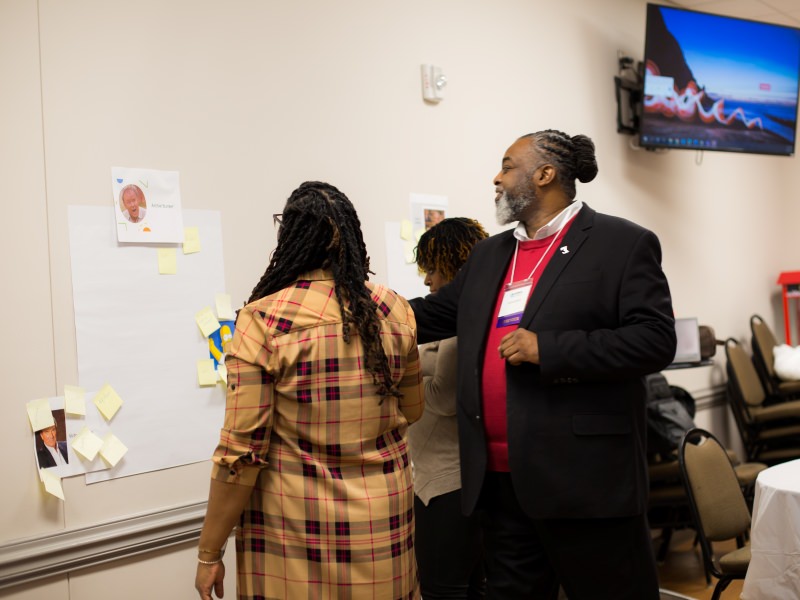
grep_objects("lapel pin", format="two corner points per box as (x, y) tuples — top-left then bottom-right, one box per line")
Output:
(560, 246), (569, 254)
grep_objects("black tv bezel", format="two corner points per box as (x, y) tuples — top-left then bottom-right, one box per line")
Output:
(639, 3), (800, 157)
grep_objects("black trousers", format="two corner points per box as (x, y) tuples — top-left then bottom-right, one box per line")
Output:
(414, 489), (486, 599)
(479, 472), (660, 600)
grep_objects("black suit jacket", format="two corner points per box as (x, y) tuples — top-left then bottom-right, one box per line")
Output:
(37, 441), (69, 469)
(409, 205), (676, 519)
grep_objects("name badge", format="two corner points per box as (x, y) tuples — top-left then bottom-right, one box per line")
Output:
(496, 279), (532, 327)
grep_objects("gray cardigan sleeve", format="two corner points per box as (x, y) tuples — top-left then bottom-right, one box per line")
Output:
(420, 337), (458, 417)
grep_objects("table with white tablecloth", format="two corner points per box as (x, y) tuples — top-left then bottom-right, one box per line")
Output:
(741, 458), (800, 599)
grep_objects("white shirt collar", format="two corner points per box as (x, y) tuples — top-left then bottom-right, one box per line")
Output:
(513, 200), (583, 242)
(46, 444), (66, 466)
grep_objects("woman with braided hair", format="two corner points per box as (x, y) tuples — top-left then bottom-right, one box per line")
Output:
(195, 181), (424, 600)
(410, 217), (488, 599)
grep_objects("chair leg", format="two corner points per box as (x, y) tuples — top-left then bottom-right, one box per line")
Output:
(691, 532), (712, 584)
(711, 576), (732, 600)
(657, 527), (673, 562)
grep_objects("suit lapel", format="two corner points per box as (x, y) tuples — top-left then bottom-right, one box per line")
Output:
(518, 205), (595, 330)
(460, 230), (516, 357)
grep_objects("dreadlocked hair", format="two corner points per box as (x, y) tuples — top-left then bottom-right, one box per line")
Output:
(520, 130), (598, 200)
(414, 217), (488, 281)
(247, 181), (401, 400)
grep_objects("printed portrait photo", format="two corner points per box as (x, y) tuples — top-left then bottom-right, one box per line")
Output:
(34, 409), (69, 470)
(119, 184), (148, 224)
(424, 208), (446, 230)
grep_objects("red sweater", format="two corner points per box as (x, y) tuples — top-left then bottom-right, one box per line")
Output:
(480, 225), (573, 471)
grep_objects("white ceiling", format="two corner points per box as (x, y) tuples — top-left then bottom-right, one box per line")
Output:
(665, 0), (800, 26)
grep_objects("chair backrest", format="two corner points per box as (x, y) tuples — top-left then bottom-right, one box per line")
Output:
(679, 428), (751, 542)
(751, 314), (779, 394)
(725, 338), (766, 409)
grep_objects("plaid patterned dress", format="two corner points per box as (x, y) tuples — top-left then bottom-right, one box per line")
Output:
(211, 269), (424, 600)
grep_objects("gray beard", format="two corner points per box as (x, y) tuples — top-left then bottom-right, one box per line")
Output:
(495, 190), (533, 225)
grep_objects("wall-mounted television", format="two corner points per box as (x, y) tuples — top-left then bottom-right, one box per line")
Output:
(640, 3), (800, 156)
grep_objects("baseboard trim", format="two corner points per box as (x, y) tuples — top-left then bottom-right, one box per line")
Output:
(689, 384), (726, 412)
(0, 501), (206, 590)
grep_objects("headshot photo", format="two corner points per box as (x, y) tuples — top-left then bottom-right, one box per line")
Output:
(119, 184), (148, 223)
(35, 410), (69, 470)
(423, 208), (446, 230)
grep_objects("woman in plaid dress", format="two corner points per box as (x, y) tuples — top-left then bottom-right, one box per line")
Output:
(195, 182), (424, 600)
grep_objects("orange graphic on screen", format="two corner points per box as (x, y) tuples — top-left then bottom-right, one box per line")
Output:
(644, 61), (763, 130)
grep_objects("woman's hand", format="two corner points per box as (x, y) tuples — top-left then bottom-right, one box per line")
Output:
(195, 561), (225, 599)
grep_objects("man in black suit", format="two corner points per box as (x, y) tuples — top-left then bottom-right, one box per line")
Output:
(36, 424), (69, 469)
(408, 130), (676, 599)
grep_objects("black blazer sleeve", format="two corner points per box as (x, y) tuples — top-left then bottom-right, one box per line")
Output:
(408, 255), (467, 344)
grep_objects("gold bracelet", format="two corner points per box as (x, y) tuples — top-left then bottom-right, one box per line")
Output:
(197, 539), (228, 565)
(197, 557), (222, 565)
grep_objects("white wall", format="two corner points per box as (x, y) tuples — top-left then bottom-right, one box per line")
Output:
(2, 0), (797, 597)
(0, 0), (65, 548)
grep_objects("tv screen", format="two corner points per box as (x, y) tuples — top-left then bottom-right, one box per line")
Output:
(640, 4), (800, 156)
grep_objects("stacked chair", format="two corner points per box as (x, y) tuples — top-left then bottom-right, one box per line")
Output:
(648, 457), (695, 562)
(648, 451), (764, 565)
(724, 337), (800, 464)
(646, 376), (766, 564)
(750, 314), (800, 400)
(678, 428), (752, 600)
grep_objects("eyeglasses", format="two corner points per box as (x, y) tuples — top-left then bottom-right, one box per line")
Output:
(272, 213), (282, 229)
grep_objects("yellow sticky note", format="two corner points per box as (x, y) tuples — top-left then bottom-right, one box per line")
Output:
(64, 385), (86, 416)
(196, 306), (221, 337)
(93, 384), (123, 421)
(157, 248), (177, 274)
(197, 359), (218, 386)
(215, 293), (234, 320)
(71, 426), (105, 461)
(99, 432), (128, 467)
(27, 398), (55, 431)
(400, 219), (413, 241)
(40, 469), (65, 500)
(217, 362), (228, 384)
(183, 227), (201, 254)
